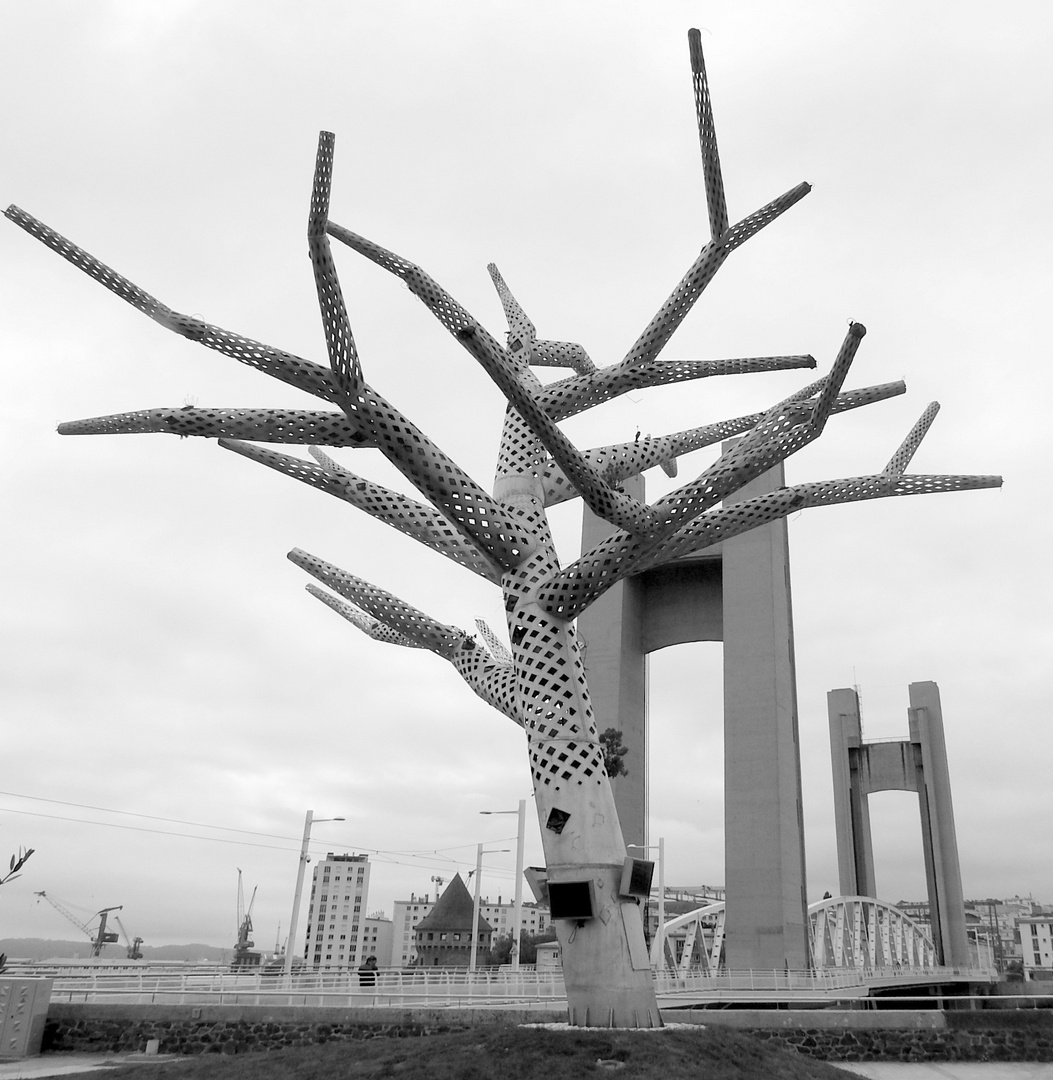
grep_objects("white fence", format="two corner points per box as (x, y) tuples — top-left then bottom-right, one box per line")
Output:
(9, 962), (995, 1008)
(29, 966), (565, 1008)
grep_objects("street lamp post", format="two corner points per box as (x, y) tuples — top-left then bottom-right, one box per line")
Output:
(283, 810), (345, 982)
(480, 799), (527, 970)
(628, 837), (665, 969)
(469, 844), (510, 974)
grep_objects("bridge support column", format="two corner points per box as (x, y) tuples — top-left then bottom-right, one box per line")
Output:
(580, 457), (810, 971)
(827, 680), (968, 966)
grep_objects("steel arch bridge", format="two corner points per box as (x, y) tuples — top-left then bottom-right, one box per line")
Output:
(652, 896), (937, 974)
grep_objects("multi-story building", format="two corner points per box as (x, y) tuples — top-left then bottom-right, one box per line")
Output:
(389, 885), (551, 968)
(480, 896), (550, 944)
(1018, 914), (1053, 979)
(390, 894), (435, 968)
(304, 852), (370, 970)
(359, 912), (393, 968)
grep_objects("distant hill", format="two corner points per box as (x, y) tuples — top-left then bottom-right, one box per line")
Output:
(0, 938), (232, 963)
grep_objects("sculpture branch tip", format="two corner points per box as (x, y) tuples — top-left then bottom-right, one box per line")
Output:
(687, 28), (704, 71)
(883, 401), (941, 477)
(308, 131), (336, 237)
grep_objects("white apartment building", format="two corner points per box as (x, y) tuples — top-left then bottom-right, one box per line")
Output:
(360, 913), (393, 967)
(1018, 915), (1053, 978)
(389, 889), (550, 968)
(391, 894), (434, 967)
(304, 852), (370, 970)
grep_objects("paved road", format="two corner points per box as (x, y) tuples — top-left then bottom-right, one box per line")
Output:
(0, 1053), (181, 1078)
(4, 1054), (1053, 1079)
(837, 1064), (1053, 1078)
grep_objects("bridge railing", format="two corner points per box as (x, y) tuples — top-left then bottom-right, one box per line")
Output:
(27, 966), (567, 1007)
(9, 961), (996, 1007)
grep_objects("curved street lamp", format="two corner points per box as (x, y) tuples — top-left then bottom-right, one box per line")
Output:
(283, 810), (345, 981)
(480, 799), (527, 970)
(469, 844), (510, 974)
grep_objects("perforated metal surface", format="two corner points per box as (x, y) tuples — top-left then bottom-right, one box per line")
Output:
(218, 440), (504, 583)
(58, 407), (373, 445)
(7, 26), (1001, 1030)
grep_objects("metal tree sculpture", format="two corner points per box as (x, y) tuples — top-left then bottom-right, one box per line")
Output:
(7, 30), (999, 1027)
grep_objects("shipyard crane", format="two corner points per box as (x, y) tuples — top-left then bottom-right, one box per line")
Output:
(231, 869), (260, 969)
(114, 915), (144, 960)
(34, 891), (121, 957)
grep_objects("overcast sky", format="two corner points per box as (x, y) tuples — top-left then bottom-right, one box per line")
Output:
(1, 1), (1049, 955)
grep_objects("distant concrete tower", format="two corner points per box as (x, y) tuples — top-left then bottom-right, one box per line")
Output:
(579, 455), (809, 972)
(827, 681), (968, 966)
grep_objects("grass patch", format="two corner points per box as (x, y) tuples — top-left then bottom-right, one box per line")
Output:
(103, 1022), (855, 1079)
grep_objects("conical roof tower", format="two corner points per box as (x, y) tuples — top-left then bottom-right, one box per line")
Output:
(413, 873), (493, 967)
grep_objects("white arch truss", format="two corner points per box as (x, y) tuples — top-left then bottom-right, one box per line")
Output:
(809, 895), (937, 971)
(651, 896), (936, 972)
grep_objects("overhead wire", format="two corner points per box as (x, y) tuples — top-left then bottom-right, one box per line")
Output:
(0, 792), (524, 881)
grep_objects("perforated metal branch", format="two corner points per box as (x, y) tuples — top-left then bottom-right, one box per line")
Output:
(289, 549), (468, 658)
(217, 440), (503, 583)
(487, 264), (597, 376)
(689, 27), (728, 240)
(455, 326), (656, 535)
(331, 382), (537, 569)
(306, 584), (422, 648)
(533, 340), (597, 375)
(5, 206), (343, 405)
(451, 645), (524, 726)
(534, 354), (816, 421)
(602, 323), (865, 544)
(57, 406), (373, 445)
(884, 402), (940, 476)
(308, 132), (364, 404)
(614, 182), (810, 374)
(809, 322), (865, 430)
(6, 213), (534, 568)
(474, 619), (513, 664)
(537, 462), (1002, 621)
(307, 583), (521, 722)
(539, 380), (908, 508)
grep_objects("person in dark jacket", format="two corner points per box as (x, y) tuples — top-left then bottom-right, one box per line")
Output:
(358, 954), (378, 987)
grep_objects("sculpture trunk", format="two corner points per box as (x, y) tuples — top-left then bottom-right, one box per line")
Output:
(504, 593), (660, 1027)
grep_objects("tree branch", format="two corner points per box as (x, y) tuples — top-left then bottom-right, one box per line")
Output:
(5, 206), (339, 402)
(308, 132), (364, 406)
(288, 549), (468, 658)
(217, 440), (504, 582)
(57, 406), (373, 445)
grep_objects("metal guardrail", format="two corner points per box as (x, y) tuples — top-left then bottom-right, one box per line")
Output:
(5, 963), (999, 1008)
(26, 967), (565, 1008)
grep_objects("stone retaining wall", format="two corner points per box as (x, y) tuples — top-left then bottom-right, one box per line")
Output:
(748, 1012), (1053, 1063)
(42, 1004), (1053, 1062)
(43, 1005), (541, 1057)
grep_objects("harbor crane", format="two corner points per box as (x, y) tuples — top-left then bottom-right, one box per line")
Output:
(34, 891), (122, 957)
(114, 915), (144, 960)
(232, 869), (261, 969)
